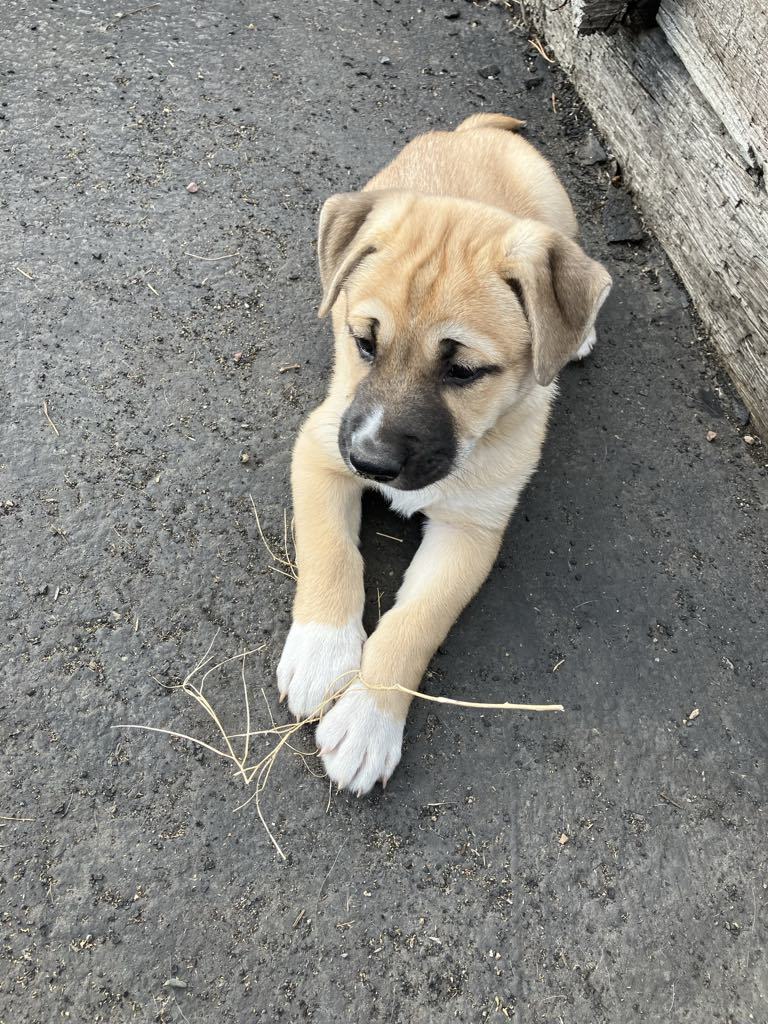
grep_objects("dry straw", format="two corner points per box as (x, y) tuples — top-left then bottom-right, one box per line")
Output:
(114, 499), (563, 858)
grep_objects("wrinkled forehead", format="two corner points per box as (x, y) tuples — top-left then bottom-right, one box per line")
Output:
(347, 228), (509, 352)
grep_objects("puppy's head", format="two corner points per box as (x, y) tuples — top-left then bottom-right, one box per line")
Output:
(318, 191), (611, 491)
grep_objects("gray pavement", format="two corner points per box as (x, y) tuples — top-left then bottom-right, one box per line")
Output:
(2, 2), (767, 1021)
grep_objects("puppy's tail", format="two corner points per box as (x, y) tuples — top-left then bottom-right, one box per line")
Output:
(454, 113), (527, 133)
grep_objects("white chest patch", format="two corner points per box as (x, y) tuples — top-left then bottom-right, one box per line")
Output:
(373, 479), (441, 518)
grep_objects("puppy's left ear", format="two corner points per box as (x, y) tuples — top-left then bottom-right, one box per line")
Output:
(503, 220), (612, 386)
(317, 191), (384, 317)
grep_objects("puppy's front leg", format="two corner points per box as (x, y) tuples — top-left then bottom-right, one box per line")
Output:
(277, 406), (366, 718)
(317, 516), (505, 794)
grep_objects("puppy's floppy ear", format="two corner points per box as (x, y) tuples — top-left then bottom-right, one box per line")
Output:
(317, 191), (383, 317)
(502, 220), (612, 386)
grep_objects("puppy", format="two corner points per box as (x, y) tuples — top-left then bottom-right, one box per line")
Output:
(277, 113), (611, 795)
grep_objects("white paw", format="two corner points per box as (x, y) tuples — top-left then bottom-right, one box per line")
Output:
(277, 619), (365, 719)
(315, 681), (404, 795)
(575, 327), (597, 361)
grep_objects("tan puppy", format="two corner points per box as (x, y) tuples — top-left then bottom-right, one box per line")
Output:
(277, 114), (611, 795)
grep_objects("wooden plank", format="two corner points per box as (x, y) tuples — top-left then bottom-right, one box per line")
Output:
(657, 0), (768, 171)
(573, 0), (660, 34)
(573, 0), (628, 35)
(525, 2), (768, 437)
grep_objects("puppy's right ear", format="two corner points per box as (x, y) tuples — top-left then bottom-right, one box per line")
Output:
(317, 192), (381, 317)
(502, 219), (612, 386)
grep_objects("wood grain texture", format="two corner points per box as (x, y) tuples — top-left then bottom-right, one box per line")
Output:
(526, 2), (768, 436)
(573, 0), (628, 34)
(658, 0), (768, 171)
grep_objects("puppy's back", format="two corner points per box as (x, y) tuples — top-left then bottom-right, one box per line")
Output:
(366, 114), (578, 238)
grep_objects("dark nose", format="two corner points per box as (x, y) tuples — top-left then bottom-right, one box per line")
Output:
(348, 449), (403, 482)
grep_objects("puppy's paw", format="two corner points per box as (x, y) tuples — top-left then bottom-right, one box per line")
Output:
(575, 327), (597, 361)
(316, 682), (404, 796)
(277, 619), (365, 719)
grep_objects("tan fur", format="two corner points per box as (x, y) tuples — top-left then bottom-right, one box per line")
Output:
(280, 115), (612, 792)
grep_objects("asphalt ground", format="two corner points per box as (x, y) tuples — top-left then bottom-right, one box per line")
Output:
(2, 1), (767, 1021)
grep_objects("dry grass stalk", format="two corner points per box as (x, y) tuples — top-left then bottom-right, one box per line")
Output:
(115, 502), (564, 857)
(249, 495), (297, 581)
(183, 251), (240, 261)
(365, 682), (563, 713)
(116, 646), (562, 858)
(43, 400), (60, 437)
(530, 36), (556, 63)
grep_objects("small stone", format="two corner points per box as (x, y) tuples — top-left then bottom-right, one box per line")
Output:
(443, 8), (461, 18)
(706, 430), (717, 442)
(732, 400), (750, 427)
(688, 708), (700, 721)
(478, 64), (501, 79)
(743, 434), (756, 445)
(240, 451), (250, 464)
(379, 56), (390, 64)
(603, 191), (644, 243)
(233, 351), (243, 363)
(186, 181), (199, 193)
(163, 978), (187, 990)
(558, 833), (569, 845)
(576, 133), (607, 165)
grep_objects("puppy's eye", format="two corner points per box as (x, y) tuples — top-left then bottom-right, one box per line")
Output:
(354, 335), (376, 362)
(445, 363), (488, 385)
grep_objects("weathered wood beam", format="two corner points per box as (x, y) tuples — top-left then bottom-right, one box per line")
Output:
(573, 0), (659, 35)
(657, 0), (768, 171)
(574, 0), (629, 35)
(525, 3), (768, 437)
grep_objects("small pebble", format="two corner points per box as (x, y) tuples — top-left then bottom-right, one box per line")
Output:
(732, 400), (750, 427)
(688, 708), (700, 721)
(558, 833), (569, 845)
(478, 64), (501, 79)
(743, 434), (756, 445)
(233, 351), (243, 363)
(576, 133), (608, 166)
(603, 191), (644, 243)
(706, 430), (717, 442)
(186, 181), (199, 193)
(240, 451), (250, 464)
